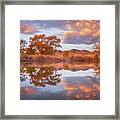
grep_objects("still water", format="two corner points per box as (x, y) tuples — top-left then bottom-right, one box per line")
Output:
(20, 65), (100, 100)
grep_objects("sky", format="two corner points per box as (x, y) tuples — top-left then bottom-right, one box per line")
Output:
(20, 20), (100, 51)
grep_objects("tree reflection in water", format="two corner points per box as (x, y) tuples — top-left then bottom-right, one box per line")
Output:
(20, 66), (62, 87)
(20, 65), (100, 100)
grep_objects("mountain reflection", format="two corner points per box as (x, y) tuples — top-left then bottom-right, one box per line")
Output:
(20, 64), (100, 100)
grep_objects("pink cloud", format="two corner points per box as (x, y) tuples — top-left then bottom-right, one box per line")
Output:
(20, 23), (39, 34)
(64, 20), (100, 37)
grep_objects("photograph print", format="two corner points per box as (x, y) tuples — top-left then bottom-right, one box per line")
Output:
(20, 20), (100, 100)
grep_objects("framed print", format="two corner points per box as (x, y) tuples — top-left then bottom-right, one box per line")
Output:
(0, 0), (119, 119)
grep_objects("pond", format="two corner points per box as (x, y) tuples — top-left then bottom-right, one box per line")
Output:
(20, 65), (100, 100)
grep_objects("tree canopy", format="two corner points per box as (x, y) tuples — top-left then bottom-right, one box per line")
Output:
(20, 34), (62, 55)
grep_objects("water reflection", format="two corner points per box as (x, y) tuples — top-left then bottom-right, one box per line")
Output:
(20, 66), (61, 87)
(20, 65), (100, 100)
(62, 76), (99, 100)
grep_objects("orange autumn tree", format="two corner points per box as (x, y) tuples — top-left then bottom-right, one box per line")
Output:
(26, 34), (61, 55)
